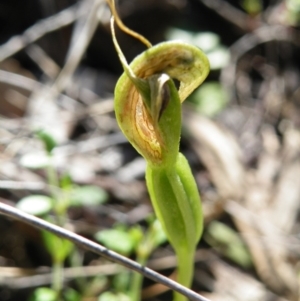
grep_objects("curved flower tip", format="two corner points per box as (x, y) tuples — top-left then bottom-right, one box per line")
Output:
(114, 41), (209, 167)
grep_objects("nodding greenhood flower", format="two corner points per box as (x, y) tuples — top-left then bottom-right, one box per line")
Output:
(114, 38), (209, 168)
(111, 16), (210, 301)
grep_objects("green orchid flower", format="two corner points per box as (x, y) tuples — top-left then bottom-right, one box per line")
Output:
(111, 14), (209, 301)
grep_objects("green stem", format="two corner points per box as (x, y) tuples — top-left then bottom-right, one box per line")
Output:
(46, 156), (67, 297)
(46, 157), (59, 207)
(46, 156), (67, 225)
(52, 260), (63, 297)
(46, 156), (59, 189)
(130, 255), (147, 301)
(69, 249), (86, 291)
(173, 248), (195, 301)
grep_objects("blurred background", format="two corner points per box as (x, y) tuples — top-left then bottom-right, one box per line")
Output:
(0, 0), (300, 300)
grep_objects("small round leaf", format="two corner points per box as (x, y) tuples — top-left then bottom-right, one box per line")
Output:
(30, 287), (57, 301)
(20, 152), (50, 169)
(71, 185), (108, 207)
(95, 229), (134, 255)
(36, 129), (57, 154)
(16, 195), (53, 216)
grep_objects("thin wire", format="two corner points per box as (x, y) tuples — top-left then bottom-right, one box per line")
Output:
(0, 202), (210, 301)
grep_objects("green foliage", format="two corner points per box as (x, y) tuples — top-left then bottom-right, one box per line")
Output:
(16, 195), (53, 216)
(30, 287), (57, 301)
(190, 81), (229, 116)
(241, 0), (262, 15)
(19, 128), (110, 300)
(166, 28), (229, 70)
(142, 217), (167, 252)
(60, 173), (73, 190)
(205, 221), (253, 269)
(42, 230), (74, 263)
(95, 219), (167, 301)
(95, 228), (137, 256)
(36, 129), (58, 154)
(20, 152), (50, 169)
(63, 288), (81, 301)
(98, 292), (130, 301)
(95, 220), (167, 259)
(112, 271), (131, 293)
(30, 287), (81, 301)
(206, 46), (230, 70)
(19, 129), (57, 169)
(286, 0), (300, 25)
(71, 185), (108, 207)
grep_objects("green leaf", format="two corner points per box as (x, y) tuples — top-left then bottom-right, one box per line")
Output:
(146, 153), (203, 254)
(206, 46), (230, 70)
(286, 0), (300, 25)
(166, 28), (229, 71)
(193, 32), (220, 53)
(205, 221), (252, 268)
(166, 28), (222, 54)
(98, 292), (117, 301)
(190, 82), (228, 116)
(63, 288), (81, 301)
(165, 28), (194, 44)
(71, 185), (108, 207)
(42, 231), (73, 261)
(150, 219), (167, 247)
(98, 292), (130, 301)
(16, 195), (53, 216)
(95, 229), (134, 256)
(136, 219), (167, 259)
(60, 173), (73, 191)
(36, 129), (57, 154)
(19, 152), (50, 169)
(128, 226), (143, 249)
(30, 287), (57, 301)
(241, 0), (262, 15)
(112, 271), (131, 292)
